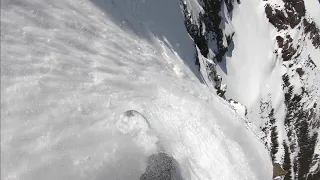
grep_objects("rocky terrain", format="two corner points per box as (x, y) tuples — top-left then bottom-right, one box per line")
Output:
(180, 0), (320, 179)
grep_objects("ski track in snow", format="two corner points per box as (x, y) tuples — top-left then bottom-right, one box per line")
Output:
(1, 0), (272, 180)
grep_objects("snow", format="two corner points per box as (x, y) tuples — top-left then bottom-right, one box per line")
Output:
(217, 0), (280, 109)
(304, 0), (320, 25)
(305, 34), (320, 67)
(183, 0), (204, 24)
(228, 100), (247, 119)
(213, 0), (320, 177)
(1, 0), (272, 180)
(219, 1), (235, 47)
(268, 0), (285, 8)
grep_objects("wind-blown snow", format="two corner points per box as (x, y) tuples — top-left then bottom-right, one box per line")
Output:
(1, 0), (272, 180)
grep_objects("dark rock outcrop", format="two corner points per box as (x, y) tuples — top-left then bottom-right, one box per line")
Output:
(303, 19), (320, 49)
(265, 0), (305, 31)
(180, 0), (240, 97)
(180, 1), (320, 179)
(276, 35), (297, 61)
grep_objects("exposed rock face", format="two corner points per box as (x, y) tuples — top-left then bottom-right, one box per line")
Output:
(180, 0), (240, 97)
(280, 59), (320, 180)
(276, 35), (297, 61)
(265, 0), (305, 30)
(263, 1), (320, 179)
(273, 163), (289, 178)
(303, 19), (320, 48)
(265, 0), (320, 50)
(181, 0), (239, 63)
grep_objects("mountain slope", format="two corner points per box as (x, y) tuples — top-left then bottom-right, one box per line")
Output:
(179, 0), (320, 179)
(1, 0), (272, 180)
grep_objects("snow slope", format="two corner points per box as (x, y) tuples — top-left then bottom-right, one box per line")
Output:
(201, 0), (320, 179)
(217, 0), (281, 109)
(305, 0), (320, 25)
(1, 0), (272, 180)
(180, 0), (320, 179)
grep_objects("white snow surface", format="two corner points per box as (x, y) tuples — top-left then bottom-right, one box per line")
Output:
(217, 0), (282, 109)
(1, 0), (272, 180)
(304, 0), (320, 25)
(215, 0), (320, 169)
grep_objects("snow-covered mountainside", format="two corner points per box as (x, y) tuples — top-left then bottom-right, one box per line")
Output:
(2, 0), (319, 179)
(180, 0), (320, 179)
(1, 0), (272, 180)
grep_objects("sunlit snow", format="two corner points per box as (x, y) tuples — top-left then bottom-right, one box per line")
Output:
(1, 0), (272, 180)
(304, 0), (320, 25)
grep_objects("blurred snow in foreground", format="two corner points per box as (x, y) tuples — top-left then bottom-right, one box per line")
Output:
(1, 0), (272, 179)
